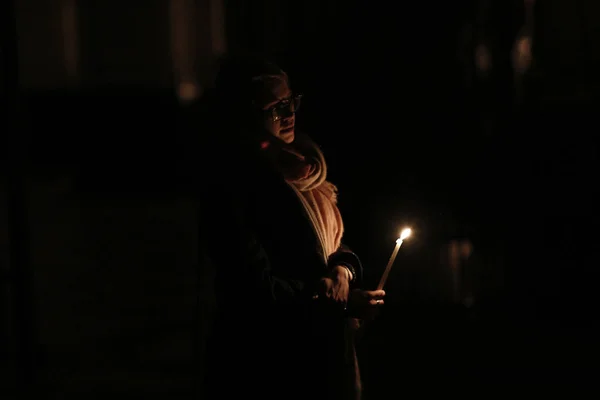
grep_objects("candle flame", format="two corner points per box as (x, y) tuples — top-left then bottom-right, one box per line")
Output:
(400, 228), (412, 241)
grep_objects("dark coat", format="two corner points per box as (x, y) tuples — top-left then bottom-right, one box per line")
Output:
(200, 145), (362, 400)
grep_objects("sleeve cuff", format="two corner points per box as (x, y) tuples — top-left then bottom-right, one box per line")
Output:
(327, 249), (363, 286)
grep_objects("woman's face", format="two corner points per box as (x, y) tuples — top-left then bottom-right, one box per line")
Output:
(257, 75), (296, 144)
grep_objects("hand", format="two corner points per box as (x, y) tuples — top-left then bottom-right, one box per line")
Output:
(347, 289), (386, 320)
(316, 265), (351, 311)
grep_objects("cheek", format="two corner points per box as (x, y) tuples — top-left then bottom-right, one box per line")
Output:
(263, 119), (279, 134)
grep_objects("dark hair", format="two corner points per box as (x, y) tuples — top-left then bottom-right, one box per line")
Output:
(213, 53), (286, 111)
(199, 53), (287, 146)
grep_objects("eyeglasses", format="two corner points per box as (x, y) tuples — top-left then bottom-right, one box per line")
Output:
(264, 94), (302, 122)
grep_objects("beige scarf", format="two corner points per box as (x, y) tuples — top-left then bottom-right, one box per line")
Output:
(264, 134), (344, 260)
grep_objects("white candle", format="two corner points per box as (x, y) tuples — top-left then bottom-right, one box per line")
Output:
(377, 228), (412, 290)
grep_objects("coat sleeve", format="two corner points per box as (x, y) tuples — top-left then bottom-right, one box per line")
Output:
(327, 244), (363, 287)
(200, 183), (317, 309)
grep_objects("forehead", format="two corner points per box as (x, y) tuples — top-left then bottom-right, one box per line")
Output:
(254, 74), (291, 105)
(269, 76), (291, 98)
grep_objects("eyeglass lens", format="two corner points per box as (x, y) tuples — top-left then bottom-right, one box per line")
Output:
(271, 95), (302, 121)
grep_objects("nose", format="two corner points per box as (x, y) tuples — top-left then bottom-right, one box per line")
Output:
(281, 114), (294, 127)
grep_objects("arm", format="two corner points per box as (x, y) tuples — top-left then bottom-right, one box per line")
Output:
(201, 184), (316, 310)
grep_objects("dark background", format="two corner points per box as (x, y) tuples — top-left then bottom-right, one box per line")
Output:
(2, 0), (599, 397)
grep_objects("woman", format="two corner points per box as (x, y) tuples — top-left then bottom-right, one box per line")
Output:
(200, 55), (384, 400)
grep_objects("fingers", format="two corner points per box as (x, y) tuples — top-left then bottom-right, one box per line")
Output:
(363, 290), (386, 299)
(363, 290), (385, 306)
(323, 277), (350, 303)
(331, 287), (349, 306)
(317, 277), (349, 311)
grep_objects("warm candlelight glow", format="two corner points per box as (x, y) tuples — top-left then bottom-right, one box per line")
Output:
(399, 228), (412, 241)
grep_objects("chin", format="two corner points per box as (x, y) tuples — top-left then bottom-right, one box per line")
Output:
(280, 130), (295, 144)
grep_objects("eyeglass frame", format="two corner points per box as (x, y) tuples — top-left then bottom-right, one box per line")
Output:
(261, 94), (303, 122)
